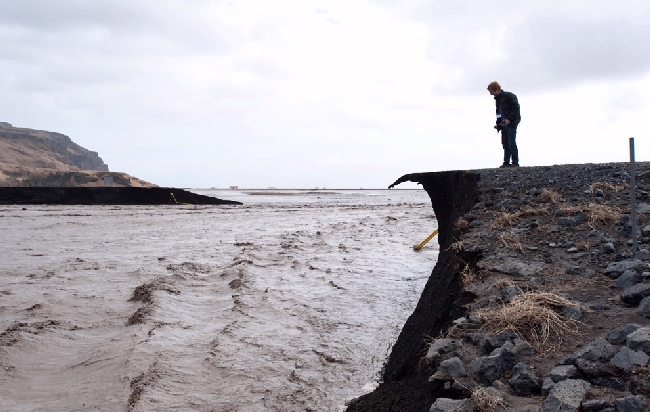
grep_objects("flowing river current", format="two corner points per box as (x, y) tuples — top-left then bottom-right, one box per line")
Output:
(0, 189), (438, 411)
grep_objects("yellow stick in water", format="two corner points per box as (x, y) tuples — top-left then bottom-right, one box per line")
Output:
(413, 228), (439, 251)
(170, 192), (193, 205)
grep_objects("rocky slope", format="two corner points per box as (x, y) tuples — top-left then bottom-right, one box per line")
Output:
(347, 163), (650, 412)
(0, 122), (154, 187)
(0, 122), (108, 171)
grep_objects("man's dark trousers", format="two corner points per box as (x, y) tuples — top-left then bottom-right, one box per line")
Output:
(501, 125), (518, 165)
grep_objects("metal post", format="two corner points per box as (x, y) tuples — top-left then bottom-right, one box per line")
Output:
(630, 137), (637, 257)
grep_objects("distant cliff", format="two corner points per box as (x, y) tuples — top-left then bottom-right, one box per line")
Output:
(0, 122), (108, 171)
(0, 122), (155, 187)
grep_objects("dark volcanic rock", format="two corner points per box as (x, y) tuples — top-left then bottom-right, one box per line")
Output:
(579, 338), (617, 363)
(615, 395), (648, 412)
(429, 398), (474, 412)
(542, 379), (590, 412)
(626, 327), (650, 355)
(430, 357), (467, 381)
(581, 399), (612, 412)
(637, 296), (650, 318)
(606, 324), (643, 345)
(609, 346), (649, 371)
(621, 283), (650, 306)
(470, 354), (503, 385)
(509, 362), (541, 396)
(548, 365), (580, 383)
(604, 260), (647, 279)
(575, 359), (620, 378)
(614, 270), (642, 289)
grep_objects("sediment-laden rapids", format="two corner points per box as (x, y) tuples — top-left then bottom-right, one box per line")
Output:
(0, 189), (437, 411)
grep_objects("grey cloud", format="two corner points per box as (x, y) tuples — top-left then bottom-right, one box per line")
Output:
(509, 15), (650, 84)
(0, 1), (142, 30)
(427, 12), (650, 94)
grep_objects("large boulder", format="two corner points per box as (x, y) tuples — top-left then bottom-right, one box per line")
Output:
(542, 379), (591, 412)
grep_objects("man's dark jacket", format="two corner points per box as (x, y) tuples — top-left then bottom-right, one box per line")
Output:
(494, 91), (521, 130)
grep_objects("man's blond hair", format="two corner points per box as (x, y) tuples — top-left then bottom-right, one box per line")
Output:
(487, 81), (501, 92)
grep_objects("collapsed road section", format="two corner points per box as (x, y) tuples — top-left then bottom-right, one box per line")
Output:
(0, 187), (242, 205)
(348, 163), (650, 412)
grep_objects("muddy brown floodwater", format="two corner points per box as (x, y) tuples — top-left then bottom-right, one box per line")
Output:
(0, 189), (437, 411)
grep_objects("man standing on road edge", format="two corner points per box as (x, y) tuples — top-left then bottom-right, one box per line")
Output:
(488, 81), (521, 168)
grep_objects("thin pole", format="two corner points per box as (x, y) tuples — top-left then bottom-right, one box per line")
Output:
(630, 137), (637, 257)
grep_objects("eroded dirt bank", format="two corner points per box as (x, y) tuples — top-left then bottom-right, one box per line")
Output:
(0, 187), (241, 205)
(348, 163), (650, 412)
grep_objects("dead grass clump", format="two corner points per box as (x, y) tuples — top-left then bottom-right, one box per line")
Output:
(518, 205), (549, 218)
(460, 265), (475, 286)
(541, 189), (562, 204)
(589, 181), (628, 193)
(471, 387), (508, 412)
(455, 218), (470, 230)
(491, 212), (520, 230)
(584, 203), (621, 228)
(577, 241), (591, 251)
(492, 279), (514, 291)
(450, 240), (465, 252)
(556, 203), (621, 229)
(477, 292), (580, 350)
(499, 231), (524, 253)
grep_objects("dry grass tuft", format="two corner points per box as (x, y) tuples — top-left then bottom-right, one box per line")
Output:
(477, 292), (580, 350)
(518, 205), (549, 218)
(556, 203), (621, 229)
(471, 387), (508, 412)
(491, 212), (521, 230)
(455, 218), (470, 230)
(460, 265), (476, 286)
(450, 240), (465, 252)
(541, 189), (562, 204)
(584, 203), (621, 228)
(589, 181), (628, 193)
(577, 241), (591, 251)
(492, 279), (514, 291)
(499, 231), (525, 253)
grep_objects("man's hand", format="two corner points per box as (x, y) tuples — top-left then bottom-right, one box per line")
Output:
(504, 119), (510, 125)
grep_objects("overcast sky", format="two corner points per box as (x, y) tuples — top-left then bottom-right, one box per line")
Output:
(1, 0), (649, 188)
